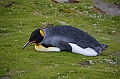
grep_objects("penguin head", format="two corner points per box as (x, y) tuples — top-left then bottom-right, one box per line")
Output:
(22, 29), (44, 49)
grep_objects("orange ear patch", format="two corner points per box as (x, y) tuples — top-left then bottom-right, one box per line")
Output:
(40, 30), (44, 37)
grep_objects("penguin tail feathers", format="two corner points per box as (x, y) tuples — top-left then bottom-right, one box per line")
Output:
(99, 43), (108, 51)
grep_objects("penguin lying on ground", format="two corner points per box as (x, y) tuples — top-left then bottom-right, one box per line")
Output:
(22, 25), (108, 56)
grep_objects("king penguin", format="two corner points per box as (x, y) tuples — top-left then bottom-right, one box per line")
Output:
(22, 25), (108, 56)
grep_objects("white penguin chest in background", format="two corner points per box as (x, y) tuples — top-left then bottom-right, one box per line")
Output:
(68, 43), (98, 56)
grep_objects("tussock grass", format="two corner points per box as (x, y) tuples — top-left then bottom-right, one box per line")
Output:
(0, 0), (120, 79)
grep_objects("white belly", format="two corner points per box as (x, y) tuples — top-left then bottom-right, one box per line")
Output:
(68, 43), (98, 56)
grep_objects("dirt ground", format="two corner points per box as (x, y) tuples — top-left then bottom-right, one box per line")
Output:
(51, 0), (120, 15)
(94, 0), (120, 15)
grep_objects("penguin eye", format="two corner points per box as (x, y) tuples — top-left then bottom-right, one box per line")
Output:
(37, 36), (39, 39)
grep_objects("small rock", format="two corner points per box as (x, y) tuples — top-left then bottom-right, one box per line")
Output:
(51, 0), (79, 3)
(4, 2), (15, 8)
(78, 61), (90, 67)
(0, 76), (11, 79)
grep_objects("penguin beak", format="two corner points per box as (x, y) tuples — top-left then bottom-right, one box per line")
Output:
(22, 40), (36, 50)
(22, 41), (30, 50)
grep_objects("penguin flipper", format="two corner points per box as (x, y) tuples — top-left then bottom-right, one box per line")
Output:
(57, 41), (72, 52)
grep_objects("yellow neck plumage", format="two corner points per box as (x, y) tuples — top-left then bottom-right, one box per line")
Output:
(35, 44), (60, 52)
